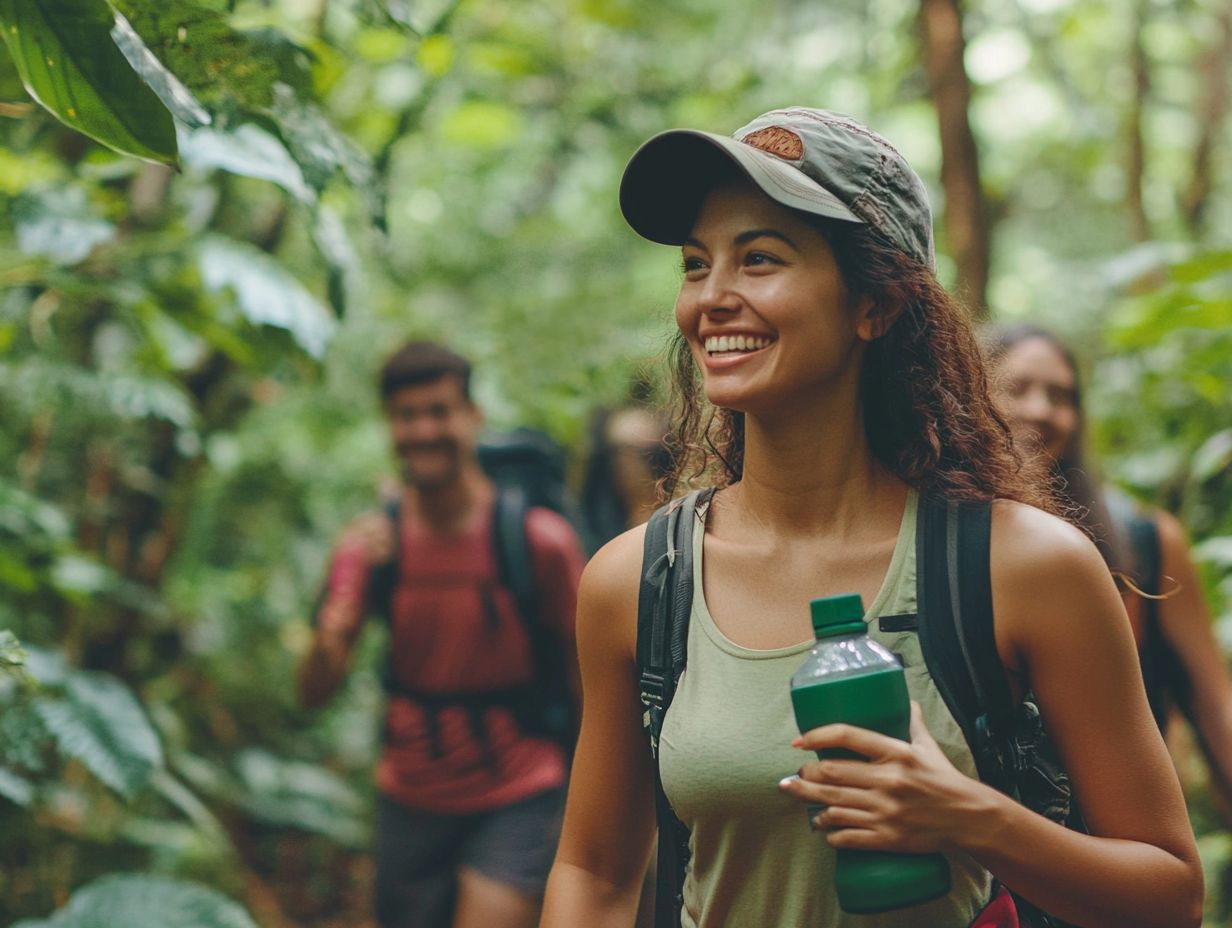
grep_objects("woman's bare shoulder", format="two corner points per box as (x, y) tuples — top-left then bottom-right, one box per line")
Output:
(576, 523), (649, 660)
(989, 499), (1127, 654)
(989, 499), (1105, 579)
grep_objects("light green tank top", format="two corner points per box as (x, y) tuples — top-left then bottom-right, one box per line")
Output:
(658, 489), (992, 928)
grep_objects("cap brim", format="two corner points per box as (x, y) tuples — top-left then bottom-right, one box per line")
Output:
(619, 129), (863, 245)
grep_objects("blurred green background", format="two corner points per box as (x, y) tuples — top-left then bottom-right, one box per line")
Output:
(1, 0), (1230, 925)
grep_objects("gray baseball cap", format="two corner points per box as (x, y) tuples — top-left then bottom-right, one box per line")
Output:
(619, 107), (935, 269)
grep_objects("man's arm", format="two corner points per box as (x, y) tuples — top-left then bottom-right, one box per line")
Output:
(298, 512), (393, 709)
(526, 508), (587, 708)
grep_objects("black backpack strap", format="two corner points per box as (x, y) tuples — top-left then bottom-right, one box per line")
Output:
(492, 486), (535, 618)
(490, 485), (578, 749)
(636, 488), (711, 928)
(1125, 512), (1181, 727)
(916, 496), (978, 761)
(916, 494), (1018, 794)
(367, 495), (402, 623)
(948, 501), (1019, 759)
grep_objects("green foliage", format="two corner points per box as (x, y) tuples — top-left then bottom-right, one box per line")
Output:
(11, 874), (257, 928)
(32, 663), (163, 799)
(0, 0), (176, 163)
(2, 0), (1232, 923)
(11, 185), (113, 264)
(0, 629), (27, 677)
(1, 643), (162, 800)
(197, 236), (337, 359)
(230, 748), (369, 848)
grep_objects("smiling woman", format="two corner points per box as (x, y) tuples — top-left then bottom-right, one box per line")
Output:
(539, 108), (1203, 928)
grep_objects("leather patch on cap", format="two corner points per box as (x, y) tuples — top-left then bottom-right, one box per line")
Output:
(740, 126), (803, 161)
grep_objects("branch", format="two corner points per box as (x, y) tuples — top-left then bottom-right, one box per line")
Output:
(918, 0), (990, 316)
(1125, 0), (1151, 243)
(1181, 1), (1232, 238)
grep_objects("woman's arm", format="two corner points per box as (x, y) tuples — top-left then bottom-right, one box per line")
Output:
(1153, 510), (1232, 797)
(784, 501), (1202, 928)
(540, 527), (657, 928)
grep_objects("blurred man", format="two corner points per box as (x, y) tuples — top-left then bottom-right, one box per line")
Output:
(299, 340), (584, 928)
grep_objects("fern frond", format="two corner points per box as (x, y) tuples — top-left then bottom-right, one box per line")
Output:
(34, 671), (164, 799)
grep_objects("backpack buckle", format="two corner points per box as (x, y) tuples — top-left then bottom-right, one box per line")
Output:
(640, 671), (667, 707)
(974, 712), (1027, 795)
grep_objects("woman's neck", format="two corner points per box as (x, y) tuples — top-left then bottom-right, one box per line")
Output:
(726, 398), (906, 541)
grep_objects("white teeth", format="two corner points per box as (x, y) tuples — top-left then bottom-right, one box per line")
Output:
(704, 335), (770, 354)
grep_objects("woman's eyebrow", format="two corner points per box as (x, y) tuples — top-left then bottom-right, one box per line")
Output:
(682, 229), (801, 252)
(734, 228), (798, 250)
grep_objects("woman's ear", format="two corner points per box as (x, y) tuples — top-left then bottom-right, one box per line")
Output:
(854, 295), (904, 342)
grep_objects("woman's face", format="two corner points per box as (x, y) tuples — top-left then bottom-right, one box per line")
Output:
(992, 336), (1080, 462)
(674, 180), (864, 415)
(605, 407), (667, 520)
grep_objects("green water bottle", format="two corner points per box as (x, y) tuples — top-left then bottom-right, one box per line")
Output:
(789, 593), (950, 914)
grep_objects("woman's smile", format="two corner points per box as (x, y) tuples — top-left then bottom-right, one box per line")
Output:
(701, 331), (776, 369)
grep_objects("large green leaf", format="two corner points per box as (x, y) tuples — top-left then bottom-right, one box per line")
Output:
(178, 122), (314, 203)
(0, 0), (176, 163)
(198, 236), (337, 358)
(267, 85), (376, 196)
(109, 0), (312, 114)
(33, 667), (163, 798)
(11, 874), (258, 928)
(108, 9), (209, 127)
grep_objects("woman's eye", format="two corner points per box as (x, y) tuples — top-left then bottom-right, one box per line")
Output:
(681, 255), (705, 274)
(745, 252), (777, 267)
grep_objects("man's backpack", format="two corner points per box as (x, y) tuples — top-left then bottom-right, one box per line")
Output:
(637, 490), (1080, 928)
(369, 428), (577, 758)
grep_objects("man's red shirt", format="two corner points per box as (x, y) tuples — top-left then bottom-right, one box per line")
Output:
(325, 497), (583, 813)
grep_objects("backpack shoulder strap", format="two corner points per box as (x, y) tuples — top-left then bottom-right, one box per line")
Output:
(492, 485), (536, 622)
(636, 487), (711, 928)
(1125, 511), (1186, 725)
(1125, 512), (1161, 597)
(916, 493), (1017, 793)
(368, 496), (403, 622)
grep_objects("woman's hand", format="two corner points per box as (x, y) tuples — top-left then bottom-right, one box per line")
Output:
(778, 701), (993, 854)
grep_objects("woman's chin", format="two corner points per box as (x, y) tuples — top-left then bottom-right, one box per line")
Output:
(702, 384), (752, 412)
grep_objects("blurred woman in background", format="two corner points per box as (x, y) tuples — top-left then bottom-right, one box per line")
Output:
(986, 323), (1232, 797)
(579, 402), (673, 555)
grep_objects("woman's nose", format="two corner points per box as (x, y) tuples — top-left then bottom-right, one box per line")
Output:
(1015, 388), (1053, 424)
(696, 266), (740, 315)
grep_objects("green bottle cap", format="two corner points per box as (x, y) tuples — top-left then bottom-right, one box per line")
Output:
(809, 593), (866, 639)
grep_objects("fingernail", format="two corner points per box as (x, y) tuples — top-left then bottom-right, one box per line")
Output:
(778, 775), (799, 789)
(806, 803), (826, 831)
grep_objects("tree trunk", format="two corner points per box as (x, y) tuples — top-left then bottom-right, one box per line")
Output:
(918, 0), (990, 318)
(1182, 1), (1232, 238)
(1126, 0), (1151, 243)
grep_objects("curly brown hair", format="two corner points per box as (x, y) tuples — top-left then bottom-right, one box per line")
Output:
(661, 219), (1057, 514)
